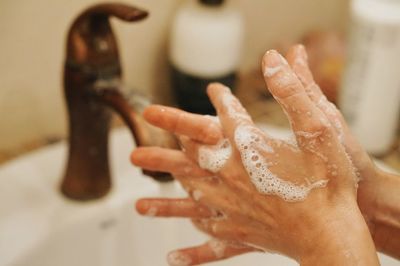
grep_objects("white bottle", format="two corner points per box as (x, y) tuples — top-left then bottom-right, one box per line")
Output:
(339, 0), (400, 155)
(169, 0), (244, 114)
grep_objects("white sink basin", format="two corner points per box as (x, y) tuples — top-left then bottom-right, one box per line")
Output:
(0, 127), (398, 266)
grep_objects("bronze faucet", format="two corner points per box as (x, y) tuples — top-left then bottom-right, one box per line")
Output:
(61, 3), (176, 201)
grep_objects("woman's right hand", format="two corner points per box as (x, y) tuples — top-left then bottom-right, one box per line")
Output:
(142, 44), (400, 262)
(285, 45), (400, 259)
(132, 49), (380, 265)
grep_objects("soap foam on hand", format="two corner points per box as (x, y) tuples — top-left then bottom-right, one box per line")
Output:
(167, 251), (192, 266)
(315, 93), (345, 144)
(198, 138), (232, 173)
(207, 238), (227, 259)
(262, 52), (288, 78)
(204, 115), (220, 124)
(234, 124), (328, 202)
(221, 91), (252, 122)
(197, 88), (329, 202)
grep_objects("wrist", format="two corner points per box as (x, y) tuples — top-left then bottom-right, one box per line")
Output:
(300, 201), (379, 266)
(357, 169), (381, 226)
(359, 169), (400, 228)
(360, 170), (400, 255)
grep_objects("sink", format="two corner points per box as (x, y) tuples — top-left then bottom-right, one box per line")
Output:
(0, 127), (398, 266)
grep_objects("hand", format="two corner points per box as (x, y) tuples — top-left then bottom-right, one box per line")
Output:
(132, 49), (380, 265)
(138, 44), (400, 261)
(284, 45), (400, 259)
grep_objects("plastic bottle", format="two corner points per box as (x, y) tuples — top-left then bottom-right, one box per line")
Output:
(339, 0), (400, 155)
(169, 0), (244, 114)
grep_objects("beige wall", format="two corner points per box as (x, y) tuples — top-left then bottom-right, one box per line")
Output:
(0, 0), (349, 154)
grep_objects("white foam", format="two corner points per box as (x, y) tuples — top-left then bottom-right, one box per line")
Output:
(167, 251), (192, 266)
(343, 150), (361, 183)
(208, 239), (227, 259)
(278, 54), (289, 66)
(276, 72), (294, 88)
(144, 206), (158, 217)
(295, 55), (307, 67)
(198, 139), (232, 173)
(295, 130), (322, 139)
(283, 136), (299, 150)
(221, 93), (252, 122)
(327, 163), (338, 177)
(316, 95), (345, 144)
(204, 115), (220, 124)
(295, 130), (328, 162)
(263, 65), (283, 78)
(243, 242), (273, 253)
(234, 124), (328, 202)
(211, 222), (218, 233)
(192, 189), (203, 201)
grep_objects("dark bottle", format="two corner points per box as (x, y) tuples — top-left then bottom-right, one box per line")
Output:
(169, 0), (244, 114)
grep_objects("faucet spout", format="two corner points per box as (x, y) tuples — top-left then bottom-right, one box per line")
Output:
(66, 3), (148, 67)
(93, 81), (177, 181)
(61, 3), (175, 201)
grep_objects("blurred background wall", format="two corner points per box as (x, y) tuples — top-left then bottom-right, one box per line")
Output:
(0, 0), (349, 155)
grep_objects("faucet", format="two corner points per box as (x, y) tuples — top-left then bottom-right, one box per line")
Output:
(61, 3), (176, 201)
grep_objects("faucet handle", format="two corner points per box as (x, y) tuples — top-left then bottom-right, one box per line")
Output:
(66, 3), (148, 69)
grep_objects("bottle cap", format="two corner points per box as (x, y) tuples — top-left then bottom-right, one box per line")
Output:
(199, 0), (224, 6)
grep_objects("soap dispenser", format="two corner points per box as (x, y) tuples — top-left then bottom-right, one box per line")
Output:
(339, 0), (400, 155)
(169, 0), (244, 114)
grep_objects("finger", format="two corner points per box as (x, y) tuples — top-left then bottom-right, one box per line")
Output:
(206, 84), (280, 190)
(206, 83), (255, 143)
(286, 44), (315, 86)
(178, 136), (200, 162)
(143, 105), (222, 145)
(167, 240), (254, 266)
(286, 44), (345, 143)
(192, 218), (270, 246)
(286, 45), (337, 118)
(179, 135), (232, 174)
(285, 45), (344, 151)
(262, 50), (341, 156)
(136, 198), (212, 218)
(286, 44), (341, 110)
(287, 45), (371, 177)
(131, 147), (212, 178)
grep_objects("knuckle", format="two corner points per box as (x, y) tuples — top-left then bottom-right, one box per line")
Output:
(199, 124), (213, 142)
(199, 122), (221, 143)
(172, 112), (184, 134)
(306, 119), (332, 135)
(314, 119), (331, 132)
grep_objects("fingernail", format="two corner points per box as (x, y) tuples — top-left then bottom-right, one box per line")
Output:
(262, 50), (288, 78)
(209, 82), (230, 93)
(136, 199), (149, 214)
(295, 44), (308, 64)
(297, 44), (307, 55)
(167, 251), (192, 266)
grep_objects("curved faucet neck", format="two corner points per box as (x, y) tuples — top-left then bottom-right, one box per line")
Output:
(61, 4), (173, 201)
